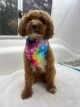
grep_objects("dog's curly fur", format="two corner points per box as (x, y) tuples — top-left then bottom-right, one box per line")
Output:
(18, 10), (56, 99)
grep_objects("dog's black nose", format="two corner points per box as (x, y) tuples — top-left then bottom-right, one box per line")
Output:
(32, 24), (38, 30)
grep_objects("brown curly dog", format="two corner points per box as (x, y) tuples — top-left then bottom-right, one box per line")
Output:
(18, 10), (56, 99)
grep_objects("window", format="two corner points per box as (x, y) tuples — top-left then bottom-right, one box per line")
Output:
(0, 0), (18, 36)
(23, 0), (52, 14)
(0, 0), (52, 36)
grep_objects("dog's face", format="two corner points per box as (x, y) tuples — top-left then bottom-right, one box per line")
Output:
(18, 10), (54, 39)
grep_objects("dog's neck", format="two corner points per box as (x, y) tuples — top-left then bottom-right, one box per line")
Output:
(27, 35), (48, 43)
(25, 36), (49, 67)
(27, 37), (40, 44)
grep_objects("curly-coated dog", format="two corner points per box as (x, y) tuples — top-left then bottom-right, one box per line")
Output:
(18, 10), (56, 99)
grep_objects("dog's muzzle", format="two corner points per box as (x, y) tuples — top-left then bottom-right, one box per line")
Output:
(32, 24), (39, 33)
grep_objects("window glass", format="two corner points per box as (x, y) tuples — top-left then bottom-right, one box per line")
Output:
(23, 0), (52, 15)
(0, 0), (18, 35)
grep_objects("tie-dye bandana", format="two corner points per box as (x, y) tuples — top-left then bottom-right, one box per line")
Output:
(25, 37), (49, 67)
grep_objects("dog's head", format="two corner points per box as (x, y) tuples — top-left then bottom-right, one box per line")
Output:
(18, 10), (54, 39)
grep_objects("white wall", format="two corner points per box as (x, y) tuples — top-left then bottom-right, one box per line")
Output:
(52, 0), (80, 53)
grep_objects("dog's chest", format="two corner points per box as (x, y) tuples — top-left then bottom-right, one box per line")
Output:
(31, 59), (47, 73)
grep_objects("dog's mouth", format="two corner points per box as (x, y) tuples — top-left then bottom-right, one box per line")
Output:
(29, 33), (43, 40)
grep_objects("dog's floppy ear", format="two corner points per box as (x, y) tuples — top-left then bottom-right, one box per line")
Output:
(18, 14), (27, 36)
(18, 10), (34, 36)
(46, 20), (54, 39)
(40, 10), (54, 39)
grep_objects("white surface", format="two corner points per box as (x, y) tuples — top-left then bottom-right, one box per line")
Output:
(51, 0), (80, 62)
(52, 0), (80, 52)
(0, 46), (24, 74)
(50, 39), (80, 63)
(0, 39), (25, 74)
(0, 64), (80, 107)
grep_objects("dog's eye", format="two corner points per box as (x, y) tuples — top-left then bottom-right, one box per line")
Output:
(40, 18), (49, 25)
(27, 18), (32, 22)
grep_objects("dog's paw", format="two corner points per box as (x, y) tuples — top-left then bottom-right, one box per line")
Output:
(47, 86), (57, 94)
(21, 89), (32, 99)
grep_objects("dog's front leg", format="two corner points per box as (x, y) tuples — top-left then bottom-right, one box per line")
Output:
(21, 54), (33, 99)
(45, 65), (56, 94)
(45, 47), (56, 94)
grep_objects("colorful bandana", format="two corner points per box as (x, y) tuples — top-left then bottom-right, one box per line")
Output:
(25, 37), (49, 67)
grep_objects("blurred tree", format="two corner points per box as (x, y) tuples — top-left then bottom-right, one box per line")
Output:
(0, 0), (18, 35)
